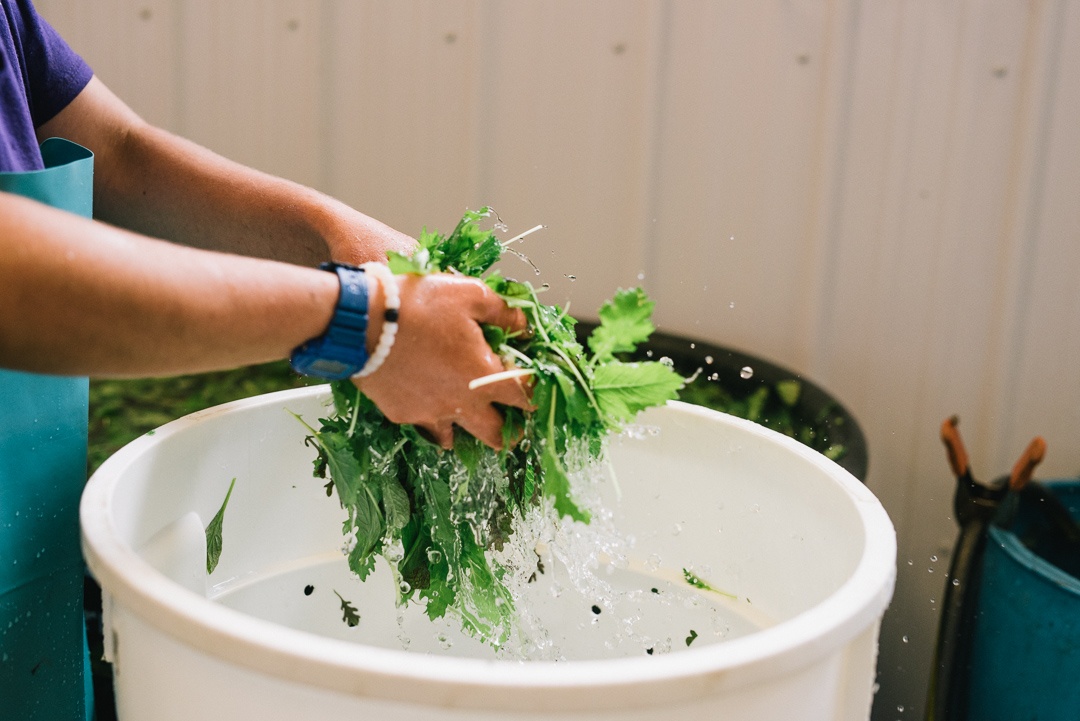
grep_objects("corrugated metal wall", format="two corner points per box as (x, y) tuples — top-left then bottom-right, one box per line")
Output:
(39, 1), (1080, 718)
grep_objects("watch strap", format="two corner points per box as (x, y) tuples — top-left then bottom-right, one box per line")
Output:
(289, 262), (370, 379)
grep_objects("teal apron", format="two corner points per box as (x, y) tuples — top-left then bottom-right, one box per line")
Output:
(0, 138), (95, 720)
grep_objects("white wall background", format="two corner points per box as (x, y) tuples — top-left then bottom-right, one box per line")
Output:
(39, 1), (1080, 718)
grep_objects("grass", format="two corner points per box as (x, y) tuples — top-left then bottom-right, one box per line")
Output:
(88, 361), (315, 476)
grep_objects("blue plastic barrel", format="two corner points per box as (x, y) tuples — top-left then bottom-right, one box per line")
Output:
(966, 480), (1080, 720)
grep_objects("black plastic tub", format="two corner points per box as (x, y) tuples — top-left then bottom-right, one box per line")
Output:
(576, 323), (869, 482)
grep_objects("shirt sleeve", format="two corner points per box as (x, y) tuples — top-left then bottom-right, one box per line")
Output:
(11, 0), (92, 127)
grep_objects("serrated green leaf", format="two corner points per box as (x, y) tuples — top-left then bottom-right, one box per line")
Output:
(381, 474), (411, 533)
(333, 590), (361, 627)
(349, 486), (384, 565)
(592, 361), (684, 423)
(587, 288), (655, 362)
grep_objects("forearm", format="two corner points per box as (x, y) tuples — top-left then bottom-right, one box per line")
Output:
(37, 77), (415, 266)
(95, 122), (413, 265)
(0, 192), (337, 377)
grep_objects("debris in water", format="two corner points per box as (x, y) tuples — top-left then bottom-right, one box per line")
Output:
(685, 629), (699, 646)
(303, 584), (314, 596)
(591, 604), (602, 615)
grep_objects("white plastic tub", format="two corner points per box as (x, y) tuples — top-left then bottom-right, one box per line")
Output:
(81, 386), (895, 720)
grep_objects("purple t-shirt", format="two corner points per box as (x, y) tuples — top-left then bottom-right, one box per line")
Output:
(0, 0), (92, 172)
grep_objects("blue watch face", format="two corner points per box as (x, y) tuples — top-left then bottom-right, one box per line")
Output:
(294, 356), (354, 380)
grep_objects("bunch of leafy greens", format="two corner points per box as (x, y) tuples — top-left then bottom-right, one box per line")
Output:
(297, 208), (684, 647)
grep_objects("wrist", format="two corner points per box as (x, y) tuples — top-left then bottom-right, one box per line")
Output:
(352, 263), (400, 379)
(289, 262), (370, 379)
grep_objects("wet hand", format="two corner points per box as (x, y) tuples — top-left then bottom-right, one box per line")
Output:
(354, 272), (531, 450)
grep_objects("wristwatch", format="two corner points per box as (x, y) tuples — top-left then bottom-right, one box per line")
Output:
(289, 262), (370, 379)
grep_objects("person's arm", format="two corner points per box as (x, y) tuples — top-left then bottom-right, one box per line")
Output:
(0, 192), (528, 447)
(35, 76), (414, 266)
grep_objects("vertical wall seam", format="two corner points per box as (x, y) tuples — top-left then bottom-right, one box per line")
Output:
(467, 0), (494, 208)
(801, 0), (861, 374)
(172, 0), (187, 137)
(985, 0), (1066, 455)
(635, 0), (672, 296)
(315, 0), (335, 196)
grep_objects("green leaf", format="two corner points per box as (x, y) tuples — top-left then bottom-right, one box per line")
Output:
(333, 590), (361, 627)
(349, 486), (385, 565)
(587, 288), (656, 362)
(775, 379), (801, 407)
(381, 475), (411, 533)
(541, 442), (590, 523)
(746, 386), (769, 422)
(592, 361), (684, 423)
(685, 629), (699, 647)
(682, 568), (736, 599)
(205, 477), (236, 575)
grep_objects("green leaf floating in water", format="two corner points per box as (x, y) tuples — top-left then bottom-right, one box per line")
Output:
(205, 477), (236, 574)
(334, 590), (361, 627)
(299, 208), (685, 648)
(682, 567), (737, 600)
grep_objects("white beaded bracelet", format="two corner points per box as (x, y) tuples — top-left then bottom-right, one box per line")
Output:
(353, 262), (400, 379)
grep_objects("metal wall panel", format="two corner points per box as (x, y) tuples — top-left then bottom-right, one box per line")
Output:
(35, 1), (1080, 718)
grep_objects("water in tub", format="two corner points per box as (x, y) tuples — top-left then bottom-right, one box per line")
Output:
(202, 423), (771, 662)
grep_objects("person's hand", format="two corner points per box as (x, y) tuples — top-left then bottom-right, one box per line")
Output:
(354, 272), (531, 449)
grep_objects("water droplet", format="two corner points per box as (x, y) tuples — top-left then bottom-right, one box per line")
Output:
(930, 555), (938, 562)
(399, 581), (412, 594)
(897, 705), (905, 713)
(672, 522), (683, 536)
(689, 343), (696, 349)
(729, 235), (735, 241)
(728, 301), (736, 309)
(564, 274), (577, 281)
(704, 355), (714, 364)
(902, 635), (909, 643)
(659, 356), (674, 368)
(637, 272), (645, 280)
(952, 578), (960, 586)
(740, 366), (754, 379)
(644, 554), (661, 571)
(928, 567), (934, 573)
(437, 632), (453, 649)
